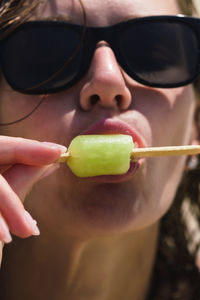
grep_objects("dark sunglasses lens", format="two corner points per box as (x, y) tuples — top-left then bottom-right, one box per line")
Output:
(1, 24), (83, 93)
(120, 21), (199, 87)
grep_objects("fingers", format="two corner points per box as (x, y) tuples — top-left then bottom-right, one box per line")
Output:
(0, 163), (60, 241)
(3, 163), (60, 200)
(0, 213), (12, 243)
(0, 135), (66, 243)
(0, 136), (67, 165)
(0, 174), (40, 239)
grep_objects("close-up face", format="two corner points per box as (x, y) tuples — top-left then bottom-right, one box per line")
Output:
(0, 0), (197, 237)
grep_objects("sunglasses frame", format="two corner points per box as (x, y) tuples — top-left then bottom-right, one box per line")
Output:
(0, 14), (200, 94)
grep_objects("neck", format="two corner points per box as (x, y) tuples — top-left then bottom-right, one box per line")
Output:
(62, 224), (159, 300)
(1, 221), (159, 300)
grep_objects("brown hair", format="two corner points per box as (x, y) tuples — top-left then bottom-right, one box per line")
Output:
(0, 0), (44, 39)
(177, 0), (196, 15)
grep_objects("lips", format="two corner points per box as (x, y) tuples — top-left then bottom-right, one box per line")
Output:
(78, 118), (146, 182)
(82, 118), (147, 149)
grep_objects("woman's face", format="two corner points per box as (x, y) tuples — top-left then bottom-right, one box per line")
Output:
(0, 0), (196, 237)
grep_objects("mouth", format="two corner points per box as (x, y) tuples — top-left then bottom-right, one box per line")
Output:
(81, 118), (146, 148)
(78, 118), (146, 183)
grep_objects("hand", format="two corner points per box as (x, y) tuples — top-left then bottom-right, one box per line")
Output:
(0, 136), (66, 245)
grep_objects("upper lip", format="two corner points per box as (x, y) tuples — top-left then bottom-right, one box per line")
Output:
(81, 118), (147, 148)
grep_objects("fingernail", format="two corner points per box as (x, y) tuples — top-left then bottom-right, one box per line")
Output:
(24, 211), (40, 236)
(42, 142), (67, 153)
(39, 163), (60, 180)
(0, 217), (12, 244)
(3, 231), (12, 244)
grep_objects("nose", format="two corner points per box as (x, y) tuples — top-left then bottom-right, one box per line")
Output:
(80, 41), (132, 111)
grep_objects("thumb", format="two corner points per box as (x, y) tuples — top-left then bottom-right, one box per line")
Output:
(3, 163), (60, 201)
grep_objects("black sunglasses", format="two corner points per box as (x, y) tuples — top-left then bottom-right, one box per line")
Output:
(0, 15), (200, 94)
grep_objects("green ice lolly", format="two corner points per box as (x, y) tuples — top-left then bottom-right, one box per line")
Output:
(66, 134), (134, 177)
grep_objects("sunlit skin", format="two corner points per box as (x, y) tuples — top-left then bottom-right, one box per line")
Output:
(0, 0), (197, 299)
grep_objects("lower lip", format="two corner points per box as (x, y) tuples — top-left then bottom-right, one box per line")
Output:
(82, 161), (141, 183)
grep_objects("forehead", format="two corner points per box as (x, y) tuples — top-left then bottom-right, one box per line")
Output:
(34, 0), (180, 26)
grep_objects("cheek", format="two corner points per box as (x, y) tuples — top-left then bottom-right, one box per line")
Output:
(131, 85), (196, 148)
(122, 87), (196, 230)
(0, 89), (78, 144)
(144, 89), (195, 218)
(145, 155), (186, 215)
(0, 81), (43, 130)
(146, 87), (195, 147)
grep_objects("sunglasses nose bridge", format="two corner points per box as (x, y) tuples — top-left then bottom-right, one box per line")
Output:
(91, 27), (113, 51)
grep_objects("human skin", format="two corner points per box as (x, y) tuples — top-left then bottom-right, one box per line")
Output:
(0, 0), (197, 299)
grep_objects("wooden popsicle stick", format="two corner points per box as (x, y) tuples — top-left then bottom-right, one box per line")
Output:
(57, 145), (200, 163)
(131, 145), (200, 159)
(57, 152), (70, 162)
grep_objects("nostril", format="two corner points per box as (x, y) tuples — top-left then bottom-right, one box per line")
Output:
(89, 94), (124, 107)
(90, 94), (100, 105)
(115, 94), (123, 106)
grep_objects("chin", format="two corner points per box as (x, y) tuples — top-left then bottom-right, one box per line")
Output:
(47, 165), (170, 237)
(53, 165), (152, 236)
(63, 181), (151, 237)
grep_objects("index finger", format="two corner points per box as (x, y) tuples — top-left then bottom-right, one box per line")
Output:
(0, 136), (67, 166)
